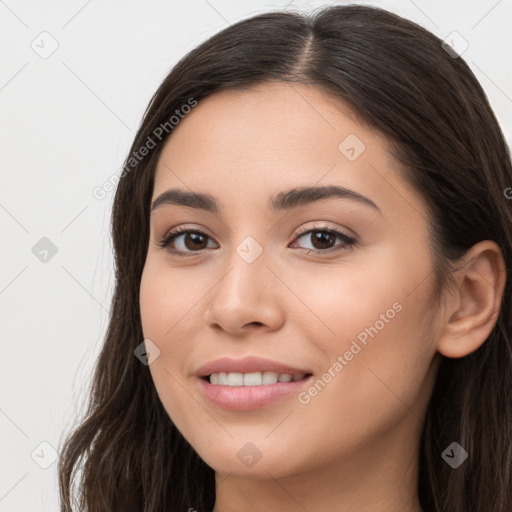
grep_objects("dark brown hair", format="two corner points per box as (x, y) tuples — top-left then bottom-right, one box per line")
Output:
(58, 5), (512, 511)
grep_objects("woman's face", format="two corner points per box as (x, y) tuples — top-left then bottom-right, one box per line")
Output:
(140, 82), (443, 479)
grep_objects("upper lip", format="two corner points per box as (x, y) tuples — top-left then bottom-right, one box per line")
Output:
(195, 356), (312, 378)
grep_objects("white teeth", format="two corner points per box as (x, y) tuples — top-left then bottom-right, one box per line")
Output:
(227, 373), (244, 386)
(244, 372), (262, 386)
(208, 371), (307, 386)
(262, 371), (279, 385)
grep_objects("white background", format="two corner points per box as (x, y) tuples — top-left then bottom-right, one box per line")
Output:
(1, 0), (511, 510)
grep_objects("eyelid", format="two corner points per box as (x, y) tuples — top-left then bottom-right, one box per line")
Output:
(161, 223), (212, 241)
(294, 222), (355, 240)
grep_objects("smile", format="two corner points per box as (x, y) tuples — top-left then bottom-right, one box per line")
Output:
(207, 371), (308, 386)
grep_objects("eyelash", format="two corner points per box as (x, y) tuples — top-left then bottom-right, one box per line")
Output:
(156, 224), (357, 257)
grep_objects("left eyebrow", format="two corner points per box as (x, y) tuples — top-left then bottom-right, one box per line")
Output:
(150, 185), (381, 215)
(269, 185), (381, 215)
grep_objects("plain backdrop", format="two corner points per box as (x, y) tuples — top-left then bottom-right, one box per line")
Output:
(1, 0), (511, 510)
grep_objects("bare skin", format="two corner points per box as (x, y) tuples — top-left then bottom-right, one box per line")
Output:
(139, 82), (506, 512)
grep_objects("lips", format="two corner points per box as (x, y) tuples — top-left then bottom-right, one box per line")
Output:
(194, 356), (313, 410)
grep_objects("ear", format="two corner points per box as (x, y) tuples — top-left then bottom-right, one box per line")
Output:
(436, 240), (507, 358)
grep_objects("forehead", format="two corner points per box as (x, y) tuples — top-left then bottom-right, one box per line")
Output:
(159, 82), (373, 165)
(152, 82), (426, 222)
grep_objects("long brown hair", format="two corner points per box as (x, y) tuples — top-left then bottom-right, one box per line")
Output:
(58, 5), (512, 511)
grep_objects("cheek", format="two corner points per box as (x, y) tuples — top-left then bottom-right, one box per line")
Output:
(289, 245), (437, 410)
(139, 265), (202, 397)
(139, 264), (201, 438)
(139, 263), (188, 392)
(281, 251), (417, 348)
(139, 256), (203, 340)
(139, 258), (210, 391)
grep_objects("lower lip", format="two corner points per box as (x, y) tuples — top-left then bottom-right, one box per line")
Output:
(197, 376), (312, 411)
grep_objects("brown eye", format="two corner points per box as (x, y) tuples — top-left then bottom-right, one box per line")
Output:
(309, 231), (336, 250)
(182, 232), (208, 250)
(292, 227), (356, 254)
(157, 229), (217, 255)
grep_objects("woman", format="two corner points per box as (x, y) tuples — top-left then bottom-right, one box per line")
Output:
(58, 5), (512, 511)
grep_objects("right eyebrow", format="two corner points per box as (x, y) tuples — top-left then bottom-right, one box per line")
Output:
(151, 188), (218, 213)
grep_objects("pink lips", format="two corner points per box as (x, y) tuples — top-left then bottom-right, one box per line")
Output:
(194, 356), (313, 411)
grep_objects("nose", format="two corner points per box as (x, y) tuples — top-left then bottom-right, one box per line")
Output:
(203, 248), (285, 337)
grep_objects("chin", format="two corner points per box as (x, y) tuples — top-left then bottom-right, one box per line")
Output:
(191, 437), (307, 479)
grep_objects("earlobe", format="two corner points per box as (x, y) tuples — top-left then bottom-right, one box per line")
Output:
(436, 240), (507, 359)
